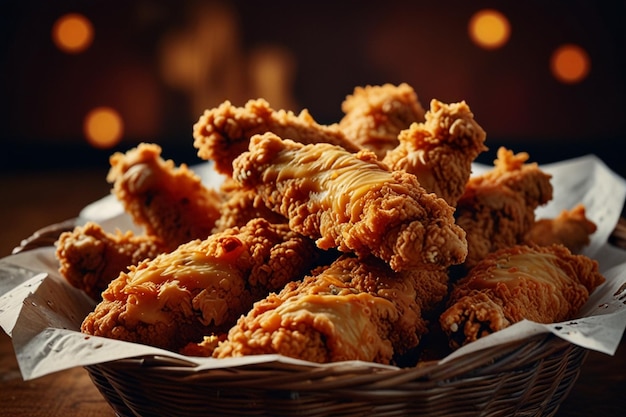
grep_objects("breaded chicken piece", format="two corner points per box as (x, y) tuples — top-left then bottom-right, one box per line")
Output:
(180, 334), (226, 357)
(107, 143), (222, 251)
(192, 98), (360, 176)
(212, 178), (287, 232)
(439, 244), (605, 349)
(524, 204), (597, 253)
(338, 83), (425, 159)
(232, 132), (467, 271)
(455, 147), (553, 270)
(81, 218), (320, 352)
(383, 99), (488, 206)
(213, 255), (448, 364)
(56, 222), (166, 300)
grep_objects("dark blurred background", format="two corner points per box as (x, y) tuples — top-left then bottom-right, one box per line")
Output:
(0, 0), (625, 174)
(1, 4), (625, 412)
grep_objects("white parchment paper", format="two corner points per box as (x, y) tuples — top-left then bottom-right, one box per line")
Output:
(1, 155), (626, 380)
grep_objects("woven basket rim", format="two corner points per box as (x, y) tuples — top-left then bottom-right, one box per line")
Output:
(84, 333), (588, 417)
(86, 333), (572, 385)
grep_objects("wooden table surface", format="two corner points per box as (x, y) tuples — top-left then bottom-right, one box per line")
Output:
(1, 168), (625, 417)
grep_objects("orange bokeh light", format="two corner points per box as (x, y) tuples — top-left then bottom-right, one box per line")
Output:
(83, 107), (124, 149)
(52, 13), (94, 54)
(550, 44), (590, 84)
(468, 9), (511, 50)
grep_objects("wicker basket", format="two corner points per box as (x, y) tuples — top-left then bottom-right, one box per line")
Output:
(15, 218), (626, 417)
(85, 334), (586, 417)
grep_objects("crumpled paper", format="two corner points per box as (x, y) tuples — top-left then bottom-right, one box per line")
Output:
(1, 155), (626, 380)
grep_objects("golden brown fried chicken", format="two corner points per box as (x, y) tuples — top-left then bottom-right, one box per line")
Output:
(81, 218), (320, 352)
(107, 143), (222, 251)
(213, 255), (448, 364)
(212, 178), (287, 232)
(192, 98), (360, 176)
(455, 147), (553, 269)
(338, 83), (425, 159)
(56, 221), (166, 300)
(524, 204), (597, 253)
(383, 99), (488, 206)
(232, 132), (467, 271)
(439, 244), (605, 349)
(180, 334), (226, 357)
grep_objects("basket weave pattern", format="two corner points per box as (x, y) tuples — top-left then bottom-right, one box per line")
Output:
(85, 335), (586, 417)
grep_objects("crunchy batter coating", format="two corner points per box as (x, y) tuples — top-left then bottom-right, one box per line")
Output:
(56, 221), (166, 300)
(339, 83), (425, 159)
(212, 178), (287, 232)
(67, 81), (608, 367)
(524, 204), (597, 253)
(81, 218), (320, 352)
(213, 255), (448, 364)
(455, 147), (554, 270)
(439, 244), (605, 349)
(383, 99), (488, 206)
(232, 132), (468, 271)
(193, 98), (360, 175)
(107, 143), (222, 250)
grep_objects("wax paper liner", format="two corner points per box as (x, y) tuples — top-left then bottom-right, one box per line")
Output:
(1, 155), (626, 380)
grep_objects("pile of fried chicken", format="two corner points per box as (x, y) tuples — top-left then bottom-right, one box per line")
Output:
(55, 83), (605, 365)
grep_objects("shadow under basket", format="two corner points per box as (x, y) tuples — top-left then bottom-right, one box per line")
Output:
(85, 334), (586, 417)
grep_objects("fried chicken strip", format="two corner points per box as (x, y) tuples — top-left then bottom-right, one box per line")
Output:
(213, 255), (448, 364)
(439, 244), (605, 349)
(232, 132), (467, 271)
(81, 218), (320, 352)
(338, 83), (425, 159)
(383, 99), (488, 206)
(56, 221), (166, 300)
(524, 204), (597, 253)
(107, 143), (222, 251)
(193, 98), (360, 175)
(455, 147), (553, 269)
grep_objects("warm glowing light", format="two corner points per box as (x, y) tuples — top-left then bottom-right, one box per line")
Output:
(550, 44), (590, 84)
(52, 13), (94, 54)
(84, 107), (124, 149)
(468, 9), (511, 50)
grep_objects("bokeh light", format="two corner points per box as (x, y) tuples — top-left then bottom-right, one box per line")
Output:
(52, 13), (94, 54)
(468, 9), (511, 50)
(83, 107), (124, 149)
(550, 44), (590, 84)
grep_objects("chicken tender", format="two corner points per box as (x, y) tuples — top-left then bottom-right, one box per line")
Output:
(455, 147), (553, 269)
(338, 83), (425, 159)
(193, 98), (360, 175)
(525, 204), (597, 252)
(383, 99), (488, 206)
(81, 218), (320, 352)
(232, 132), (468, 271)
(56, 221), (166, 300)
(439, 244), (605, 349)
(107, 143), (222, 250)
(213, 255), (448, 364)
